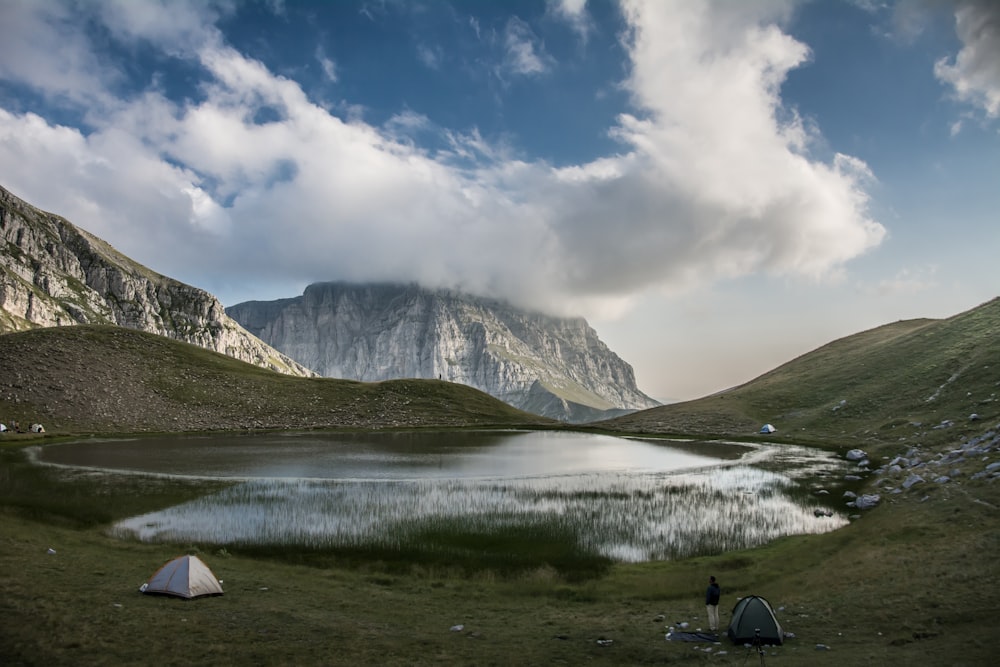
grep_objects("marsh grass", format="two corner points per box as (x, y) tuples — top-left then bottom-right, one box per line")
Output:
(235, 522), (614, 582)
(108, 452), (849, 581)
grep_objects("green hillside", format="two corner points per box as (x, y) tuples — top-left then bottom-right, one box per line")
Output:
(0, 325), (552, 434)
(600, 297), (999, 454)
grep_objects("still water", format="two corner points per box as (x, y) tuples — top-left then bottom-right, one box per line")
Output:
(38, 430), (851, 562)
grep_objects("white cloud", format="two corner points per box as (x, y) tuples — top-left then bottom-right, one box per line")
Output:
(563, 0), (885, 289)
(416, 43), (443, 70)
(315, 46), (338, 82)
(548, 0), (593, 43)
(385, 109), (431, 134)
(934, 0), (1000, 119)
(0, 0), (885, 318)
(502, 17), (554, 77)
(0, 108), (223, 263)
(0, 0), (117, 108)
(95, 0), (225, 55)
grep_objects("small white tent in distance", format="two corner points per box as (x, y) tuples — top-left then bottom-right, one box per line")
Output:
(140, 555), (224, 599)
(759, 423), (776, 434)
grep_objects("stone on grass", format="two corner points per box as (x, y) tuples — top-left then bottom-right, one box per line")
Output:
(854, 494), (880, 510)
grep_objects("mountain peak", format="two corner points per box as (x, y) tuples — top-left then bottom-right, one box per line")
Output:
(229, 281), (659, 422)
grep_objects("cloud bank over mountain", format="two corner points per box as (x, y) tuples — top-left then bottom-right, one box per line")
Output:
(0, 0), (891, 317)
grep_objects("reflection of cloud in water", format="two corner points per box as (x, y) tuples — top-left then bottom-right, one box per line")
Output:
(112, 450), (849, 562)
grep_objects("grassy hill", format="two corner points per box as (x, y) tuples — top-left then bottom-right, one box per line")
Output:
(599, 297), (1000, 456)
(0, 325), (552, 434)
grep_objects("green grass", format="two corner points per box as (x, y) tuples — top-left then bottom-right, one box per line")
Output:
(2, 440), (998, 666)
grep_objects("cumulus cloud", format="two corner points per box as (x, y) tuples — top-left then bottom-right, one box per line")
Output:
(0, 0), (885, 316)
(549, 0), (884, 293)
(0, 0), (116, 108)
(934, 0), (1000, 118)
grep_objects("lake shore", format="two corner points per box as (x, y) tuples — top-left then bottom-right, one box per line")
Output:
(3, 431), (998, 666)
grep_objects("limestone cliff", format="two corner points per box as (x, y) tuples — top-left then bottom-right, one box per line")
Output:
(228, 282), (660, 421)
(0, 185), (313, 377)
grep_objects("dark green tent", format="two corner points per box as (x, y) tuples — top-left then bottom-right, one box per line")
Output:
(727, 595), (783, 646)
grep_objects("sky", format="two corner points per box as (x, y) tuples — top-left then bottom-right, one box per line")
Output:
(0, 0), (997, 402)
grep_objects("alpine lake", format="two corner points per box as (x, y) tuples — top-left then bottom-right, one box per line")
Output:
(34, 430), (853, 571)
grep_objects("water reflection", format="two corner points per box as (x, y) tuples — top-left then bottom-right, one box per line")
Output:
(40, 430), (731, 480)
(52, 431), (856, 563)
(111, 466), (847, 562)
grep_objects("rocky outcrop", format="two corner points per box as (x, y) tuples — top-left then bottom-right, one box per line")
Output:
(0, 185), (313, 377)
(228, 282), (659, 421)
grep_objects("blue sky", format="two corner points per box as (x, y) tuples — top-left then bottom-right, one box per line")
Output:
(0, 0), (997, 401)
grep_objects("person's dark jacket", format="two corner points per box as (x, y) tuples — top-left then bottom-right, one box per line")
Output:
(706, 582), (720, 606)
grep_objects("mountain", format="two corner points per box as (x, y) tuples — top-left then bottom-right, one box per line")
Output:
(0, 325), (548, 433)
(0, 185), (312, 377)
(227, 282), (660, 422)
(598, 296), (1000, 451)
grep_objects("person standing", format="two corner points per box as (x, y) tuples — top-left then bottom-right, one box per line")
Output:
(705, 575), (721, 631)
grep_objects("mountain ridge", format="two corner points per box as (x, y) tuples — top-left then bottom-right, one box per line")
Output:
(0, 184), (313, 377)
(228, 281), (660, 422)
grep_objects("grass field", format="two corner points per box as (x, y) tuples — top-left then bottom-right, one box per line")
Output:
(3, 431), (999, 666)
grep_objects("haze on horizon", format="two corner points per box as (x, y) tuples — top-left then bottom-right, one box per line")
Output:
(1, 0), (997, 402)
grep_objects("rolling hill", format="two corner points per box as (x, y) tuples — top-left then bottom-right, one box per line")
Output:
(598, 297), (999, 453)
(0, 325), (552, 434)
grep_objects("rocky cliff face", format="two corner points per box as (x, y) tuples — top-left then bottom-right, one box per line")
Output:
(228, 282), (659, 421)
(0, 185), (313, 377)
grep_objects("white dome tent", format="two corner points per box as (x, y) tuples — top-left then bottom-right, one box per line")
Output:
(140, 555), (224, 599)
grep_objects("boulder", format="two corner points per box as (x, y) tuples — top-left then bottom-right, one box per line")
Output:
(854, 494), (881, 510)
